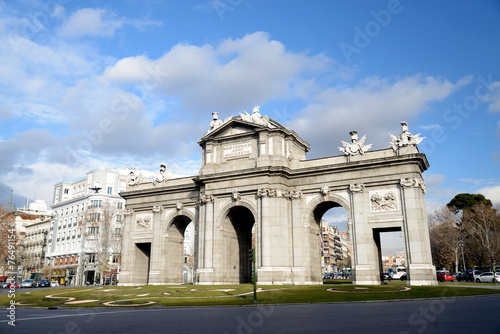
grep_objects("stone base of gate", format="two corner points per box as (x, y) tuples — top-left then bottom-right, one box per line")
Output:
(353, 265), (380, 285)
(257, 267), (322, 285)
(407, 264), (438, 286)
(195, 268), (215, 285)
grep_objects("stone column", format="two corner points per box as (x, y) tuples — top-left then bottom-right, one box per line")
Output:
(349, 183), (379, 285)
(400, 178), (437, 286)
(196, 194), (214, 284)
(148, 205), (163, 284)
(119, 209), (134, 285)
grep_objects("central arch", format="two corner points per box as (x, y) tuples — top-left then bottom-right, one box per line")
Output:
(219, 205), (255, 283)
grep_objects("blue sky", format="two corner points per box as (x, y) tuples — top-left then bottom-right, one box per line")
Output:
(1, 0), (500, 239)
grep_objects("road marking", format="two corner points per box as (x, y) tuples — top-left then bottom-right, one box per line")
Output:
(0, 309), (169, 323)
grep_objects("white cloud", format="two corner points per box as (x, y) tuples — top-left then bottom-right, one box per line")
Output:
(51, 4), (65, 19)
(424, 173), (445, 187)
(286, 75), (463, 158)
(57, 8), (124, 39)
(484, 81), (500, 113)
(476, 185), (500, 205)
(104, 32), (330, 113)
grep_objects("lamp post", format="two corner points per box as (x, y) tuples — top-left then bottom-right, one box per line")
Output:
(458, 237), (465, 272)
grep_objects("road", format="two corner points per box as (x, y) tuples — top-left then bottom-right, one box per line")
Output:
(1, 295), (499, 333)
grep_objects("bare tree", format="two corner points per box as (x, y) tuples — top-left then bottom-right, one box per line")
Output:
(78, 200), (123, 285)
(0, 205), (15, 281)
(460, 203), (500, 270)
(428, 207), (462, 272)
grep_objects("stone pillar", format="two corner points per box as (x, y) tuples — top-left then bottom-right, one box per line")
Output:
(196, 194), (214, 284)
(400, 178), (437, 286)
(119, 209), (134, 285)
(350, 183), (380, 285)
(148, 206), (163, 284)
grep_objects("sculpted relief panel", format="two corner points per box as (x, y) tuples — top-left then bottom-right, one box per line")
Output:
(369, 189), (399, 213)
(135, 213), (153, 231)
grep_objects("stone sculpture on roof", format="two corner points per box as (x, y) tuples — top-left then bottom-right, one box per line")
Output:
(339, 131), (372, 156)
(239, 105), (276, 129)
(390, 121), (425, 151)
(152, 163), (172, 186)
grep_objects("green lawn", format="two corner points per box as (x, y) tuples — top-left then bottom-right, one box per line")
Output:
(1, 280), (499, 308)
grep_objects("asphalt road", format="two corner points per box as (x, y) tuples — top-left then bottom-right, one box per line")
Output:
(1, 295), (499, 334)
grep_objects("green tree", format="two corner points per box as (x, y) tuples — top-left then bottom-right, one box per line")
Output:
(447, 193), (492, 212)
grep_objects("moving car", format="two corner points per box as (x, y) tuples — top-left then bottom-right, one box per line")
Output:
(382, 272), (391, 281)
(38, 279), (50, 287)
(436, 271), (454, 282)
(476, 272), (500, 283)
(20, 279), (38, 288)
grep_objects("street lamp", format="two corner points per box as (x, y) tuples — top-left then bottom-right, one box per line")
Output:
(458, 237), (465, 272)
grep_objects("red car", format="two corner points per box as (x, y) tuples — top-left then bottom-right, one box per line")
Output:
(436, 270), (454, 282)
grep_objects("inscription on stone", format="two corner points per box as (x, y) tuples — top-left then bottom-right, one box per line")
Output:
(223, 143), (252, 158)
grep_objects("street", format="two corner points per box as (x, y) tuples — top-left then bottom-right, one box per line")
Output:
(1, 295), (499, 333)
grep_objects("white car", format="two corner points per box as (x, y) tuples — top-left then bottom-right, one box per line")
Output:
(476, 272), (500, 283)
(50, 281), (60, 287)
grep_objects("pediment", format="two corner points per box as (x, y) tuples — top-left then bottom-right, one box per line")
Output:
(209, 121), (259, 140)
(199, 117), (273, 144)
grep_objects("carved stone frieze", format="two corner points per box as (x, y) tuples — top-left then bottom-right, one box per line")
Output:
(232, 191), (241, 201)
(369, 189), (399, 213)
(124, 209), (134, 216)
(201, 194), (214, 203)
(400, 177), (426, 194)
(349, 183), (365, 193)
(135, 215), (152, 231)
(320, 186), (330, 196)
(286, 190), (302, 200)
(152, 205), (162, 213)
(258, 188), (278, 197)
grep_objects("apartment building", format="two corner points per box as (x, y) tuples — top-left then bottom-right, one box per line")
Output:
(46, 169), (130, 285)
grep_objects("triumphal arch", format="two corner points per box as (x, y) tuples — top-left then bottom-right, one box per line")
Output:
(119, 107), (437, 286)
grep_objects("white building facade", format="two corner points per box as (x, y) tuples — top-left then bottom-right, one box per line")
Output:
(46, 169), (132, 285)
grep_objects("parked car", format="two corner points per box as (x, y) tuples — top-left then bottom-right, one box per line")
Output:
(2, 282), (19, 289)
(20, 279), (38, 288)
(50, 281), (60, 287)
(400, 273), (407, 281)
(476, 272), (500, 283)
(436, 270), (454, 282)
(382, 272), (391, 281)
(456, 270), (481, 282)
(38, 279), (50, 287)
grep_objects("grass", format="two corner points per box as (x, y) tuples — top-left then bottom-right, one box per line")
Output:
(1, 280), (499, 308)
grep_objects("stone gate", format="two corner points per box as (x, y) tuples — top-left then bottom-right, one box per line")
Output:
(119, 107), (437, 286)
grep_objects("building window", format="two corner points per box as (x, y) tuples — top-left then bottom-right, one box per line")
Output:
(107, 187), (112, 195)
(64, 188), (69, 194)
(90, 200), (102, 208)
(112, 255), (120, 263)
(88, 226), (99, 235)
(89, 254), (96, 263)
(117, 202), (123, 209)
(116, 215), (122, 223)
(89, 213), (101, 222)
(115, 228), (121, 235)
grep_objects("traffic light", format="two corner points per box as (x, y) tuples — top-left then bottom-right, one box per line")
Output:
(248, 249), (254, 262)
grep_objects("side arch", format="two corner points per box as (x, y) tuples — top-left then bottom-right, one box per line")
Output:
(216, 199), (258, 226)
(305, 193), (352, 227)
